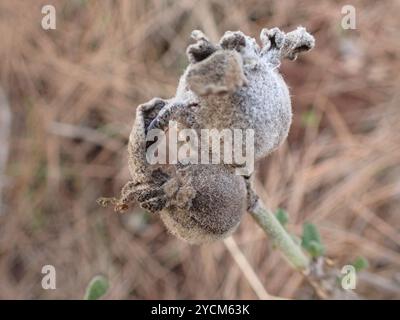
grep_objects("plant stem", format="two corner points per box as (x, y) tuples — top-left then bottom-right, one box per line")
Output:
(250, 201), (310, 270)
(224, 237), (271, 299)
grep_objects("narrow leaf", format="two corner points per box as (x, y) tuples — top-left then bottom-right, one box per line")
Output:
(301, 222), (325, 257)
(352, 256), (369, 272)
(84, 275), (109, 300)
(275, 208), (289, 227)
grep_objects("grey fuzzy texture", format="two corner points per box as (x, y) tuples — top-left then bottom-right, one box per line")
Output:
(119, 101), (249, 244)
(99, 27), (315, 244)
(148, 26), (315, 161)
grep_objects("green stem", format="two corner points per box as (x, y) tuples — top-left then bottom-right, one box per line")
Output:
(250, 201), (310, 270)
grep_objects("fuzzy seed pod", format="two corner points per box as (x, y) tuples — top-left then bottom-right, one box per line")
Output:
(103, 100), (252, 244)
(148, 27), (315, 161)
(98, 27), (315, 244)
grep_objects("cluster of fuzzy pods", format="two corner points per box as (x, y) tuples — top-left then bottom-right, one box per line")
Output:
(99, 26), (315, 244)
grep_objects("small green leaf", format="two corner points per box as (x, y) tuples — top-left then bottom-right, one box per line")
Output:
(352, 256), (369, 272)
(275, 208), (289, 227)
(84, 275), (109, 300)
(307, 240), (325, 258)
(301, 222), (325, 257)
(301, 109), (318, 127)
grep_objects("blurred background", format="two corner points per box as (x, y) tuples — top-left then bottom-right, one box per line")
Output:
(0, 0), (399, 299)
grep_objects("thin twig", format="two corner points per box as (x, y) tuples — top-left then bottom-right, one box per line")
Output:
(223, 237), (271, 300)
(48, 121), (124, 152)
(248, 200), (363, 299)
(0, 87), (12, 216)
(249, 200), (310, 270)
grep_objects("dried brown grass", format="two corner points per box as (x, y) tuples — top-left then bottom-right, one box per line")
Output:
(0, 0), (399, 299)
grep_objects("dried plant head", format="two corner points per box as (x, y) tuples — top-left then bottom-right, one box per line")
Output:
(99, 26), (315, 244)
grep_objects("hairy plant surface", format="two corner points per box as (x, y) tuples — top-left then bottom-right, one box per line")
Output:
(0, 0), (399, 299)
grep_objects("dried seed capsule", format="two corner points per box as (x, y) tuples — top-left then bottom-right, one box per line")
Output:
(99, 27), (315, 243)
(153, 27), (315, 161)
(109, 98), (251, 244)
